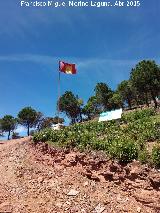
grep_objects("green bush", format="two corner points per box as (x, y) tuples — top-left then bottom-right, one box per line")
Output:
(152, 144), (160, 168)
(33, 108), (159, 165)
(126, 118), (160, 142)
(91, 138), (110, 151)
(122, 108), (155, 123)
(138, 149), (149, 164)
(108, 138), (138, 163)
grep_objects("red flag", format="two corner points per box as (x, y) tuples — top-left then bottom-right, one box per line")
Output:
(59, 61), (77, 74)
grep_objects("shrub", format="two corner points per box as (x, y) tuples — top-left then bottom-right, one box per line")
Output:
(33, 128), (55, 142)
(12, 132), (20, 139)
(122, 108), (156, 123)
(108, 138), (138, 163)
(138, 149), (150, 164)
(126, 118), (160, 142)
(91, 139), (109, 151)
(152, 144), (160, 168)
(32, 111), (159, 165)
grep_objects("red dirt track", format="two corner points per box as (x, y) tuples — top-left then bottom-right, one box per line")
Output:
(0, 138), (160, 213)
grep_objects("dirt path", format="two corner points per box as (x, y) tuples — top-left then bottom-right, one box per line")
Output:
(0, 138), (160, 213)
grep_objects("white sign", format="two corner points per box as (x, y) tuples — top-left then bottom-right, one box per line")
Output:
(99, 108), (122, 122)
(52, 123), (64, 130)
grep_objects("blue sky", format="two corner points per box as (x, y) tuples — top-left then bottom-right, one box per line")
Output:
(0, 0), (160, 135)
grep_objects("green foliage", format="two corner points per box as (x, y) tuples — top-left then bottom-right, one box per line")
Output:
(59, 91), (82, 124)
(0, 115), (17, 140)
(138, 148), (149, 164)
(18, 107), (39, 136)
(33, 108), (160, 165)
(107, 92), (123, 110)
(130, 60), (160, 108)
(117, 80), (134, 109)
(152, 144), (160, 168)
(82, 96), (100, 120)
(125, 118), (159, 142)
(94, 82), (113, 111)
(122, 108), (156, 123)
(108, 138), (138, 163)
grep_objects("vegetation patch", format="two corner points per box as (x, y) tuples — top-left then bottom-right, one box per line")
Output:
(152, 143), (160, 168)
(33, 109), (160, 166)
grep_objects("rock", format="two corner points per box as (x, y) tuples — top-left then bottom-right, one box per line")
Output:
(129, 169), (140, 179)
(149, 174), (160, 189)
(124, 167), (130, 176)
(126, 162), (142, 180)
(137, 207), (141, 212)
(67, 189), (79, 196)
(81, 208), (87, 213)
(62, 153), (78, 167)
(100, 171), (113, 181)
(90, 174), (100, 182)
(38, 177), (44, 183)
(55, 202), (62, 208)
(83, 181), (89, 186)
(91, 181), (96, 187)
(94, 204), (105, 213)
(70, 206), (79, 212)
(117, 174), (125, 182)
(0, 202), (13, 212)
(82, 171), (92, 178)
(117, 194), (122, 202)
(82, 171), (100, 181)
(109, 162), (119, 172)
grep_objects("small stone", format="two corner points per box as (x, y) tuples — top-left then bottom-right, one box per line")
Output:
(67, 189), (79, 196)
(117, 194), (122, 202)
(83, 181), (89, 186)
(55, 202), (62, 208)
(71, 206), (79, 212)
(38, 177), (44, 183)
(137, 207), (141, 212)
(91, 181), (96, 187)
(94, 204), (105, 213)
(66, 201), (71, 205)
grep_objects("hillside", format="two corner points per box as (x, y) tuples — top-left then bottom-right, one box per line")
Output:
(0, 136), (160, 213)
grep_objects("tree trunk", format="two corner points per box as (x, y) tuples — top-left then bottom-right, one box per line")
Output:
(88, 114), (91, 120)
(71, 118), (76, 124)
(27, 124), (30, 136)
(150, 89), (158, 108)
(145, 100), (149, 107)
(79, 111), (83, 123)
(144, 93), (149, 107)
(152, 95), (158, 108)
(127, 98), (132, 110)
(8, 130), (11, 140)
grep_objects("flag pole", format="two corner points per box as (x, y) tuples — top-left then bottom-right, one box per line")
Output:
(58, 61), (61, 124)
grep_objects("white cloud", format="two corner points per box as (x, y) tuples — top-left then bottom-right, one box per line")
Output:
(0, 54), (56, 65)
(0, 54), (159, 78)
(16, 125), (26, 133)
(0, 54), (137, 66)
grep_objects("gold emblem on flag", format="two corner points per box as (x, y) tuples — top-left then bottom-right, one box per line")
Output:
(65, 65), (72, 74)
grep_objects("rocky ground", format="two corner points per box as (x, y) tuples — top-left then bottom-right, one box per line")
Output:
(0, 138), (160, 213)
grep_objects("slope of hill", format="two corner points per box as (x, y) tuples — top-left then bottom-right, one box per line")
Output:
(0, 137), (160, 213)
